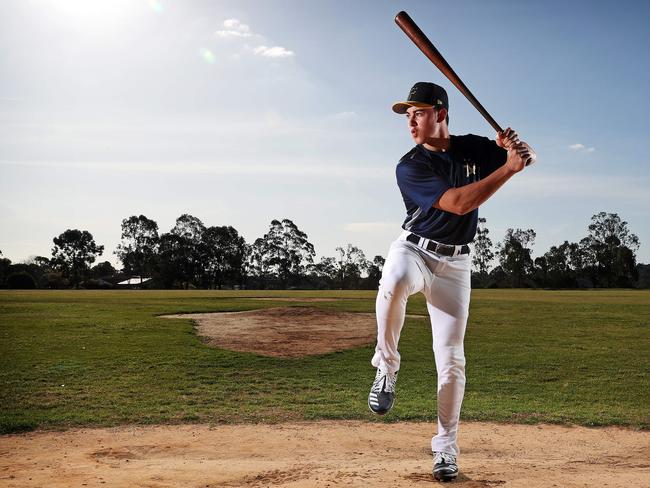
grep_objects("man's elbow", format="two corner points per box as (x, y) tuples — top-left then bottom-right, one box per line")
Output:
(434, 192), (474, 215)
(457, 203), (476, 215)
(452, 202), (475, 215)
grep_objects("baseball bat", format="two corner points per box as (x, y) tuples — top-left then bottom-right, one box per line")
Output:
(394, 11), (503, 133)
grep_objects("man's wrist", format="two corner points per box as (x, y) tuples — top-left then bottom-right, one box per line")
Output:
(500, 162), (518, 176)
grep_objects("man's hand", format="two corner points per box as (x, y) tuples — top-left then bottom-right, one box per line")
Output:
(505, 142), (535, 173)
(496, 127), (520, 149)
(497, 128), (536, 173)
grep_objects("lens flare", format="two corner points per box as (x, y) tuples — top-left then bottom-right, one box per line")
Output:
(149, 0), (163, 13)
(199, 48), (216, 64)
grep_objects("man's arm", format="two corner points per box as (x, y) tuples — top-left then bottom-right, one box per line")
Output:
(435, 130), (535, 215)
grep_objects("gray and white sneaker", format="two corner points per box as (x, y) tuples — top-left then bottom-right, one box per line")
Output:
(433, 451), (458, 481)
(367, 367), (397, 415)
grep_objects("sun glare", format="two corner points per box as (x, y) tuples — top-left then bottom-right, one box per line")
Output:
(199, 48), (216, 64)
(45, 0), (147, 26)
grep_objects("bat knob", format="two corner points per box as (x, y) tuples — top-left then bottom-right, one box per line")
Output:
(525, 152), (537, 167)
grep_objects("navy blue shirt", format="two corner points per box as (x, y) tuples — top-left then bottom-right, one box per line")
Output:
(396, 134), (507, 245)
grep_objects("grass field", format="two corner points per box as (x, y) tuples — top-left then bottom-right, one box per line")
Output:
(1, 289), (649, 434)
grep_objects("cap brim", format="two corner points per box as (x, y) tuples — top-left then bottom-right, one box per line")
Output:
(392, 101), (434, 114)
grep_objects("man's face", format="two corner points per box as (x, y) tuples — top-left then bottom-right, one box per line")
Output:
(405, 106), (440, 144)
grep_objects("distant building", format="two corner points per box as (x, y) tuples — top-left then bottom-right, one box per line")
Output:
(117, 276), (152, 286)
(116, 276), (152, 288)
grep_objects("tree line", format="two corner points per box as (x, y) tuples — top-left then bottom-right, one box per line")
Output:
(472, 212), (648, 288)
(0, 211), (648, 290)
(0, 215), (383, 290)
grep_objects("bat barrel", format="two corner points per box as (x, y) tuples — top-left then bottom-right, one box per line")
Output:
(394, 11), (503, 133)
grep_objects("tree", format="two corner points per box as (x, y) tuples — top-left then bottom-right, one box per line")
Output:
(364, 255), (385, 289)
(9, 256), (54, 289)
(158, 232), (193, 289)
(636, 263), (650, 288)
(167, 214), (206, 288)
(587, 212), (639, 251)
(247, 237), (271, 289)
(201, 226), (247, 289)
(612, 246), (639, 287)
(487, 265), (508, 288)
(0, 250), (11, 288)
(26, 256), (64, 289)
(472, 217), (494, 286)
(115, 215), (159, 283)
(335, 244), (370, 289)
(31, 256), (52, 269)
(580, 212), (640, 287)
(51, 229), (104, 288)
(6, 272), (37, 289)
(533, 255), (549, 286)
(536, 241), (581, 288)
(307, 256), (338, 289)
(497, 228), (536, 287)
(253, 219), (315, 288)
(171, 213), (206, 242)
(91, 261), (117, 279)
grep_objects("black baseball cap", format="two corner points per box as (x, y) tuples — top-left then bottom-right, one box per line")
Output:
(392, 82), (449, 114)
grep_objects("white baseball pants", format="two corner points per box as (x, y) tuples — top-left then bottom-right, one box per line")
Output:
(371, 230), (471, 457)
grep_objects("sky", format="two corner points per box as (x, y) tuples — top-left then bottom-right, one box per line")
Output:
(2, 0), (649, 268)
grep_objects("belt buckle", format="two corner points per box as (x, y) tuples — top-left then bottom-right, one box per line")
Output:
(436, 243), (454, 256)
(408, 233), (458, 257)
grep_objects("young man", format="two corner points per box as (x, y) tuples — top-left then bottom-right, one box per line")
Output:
(367, 82), (535, 481)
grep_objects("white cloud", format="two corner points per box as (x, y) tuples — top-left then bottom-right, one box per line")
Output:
(214, 19), (295, 60)
(223, 19), (245, 30)
(569, 143), (595, 153)
(253, 45), (295, 58)
(215, 18), (252, 38)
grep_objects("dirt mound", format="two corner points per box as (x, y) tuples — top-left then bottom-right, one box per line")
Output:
(2, 421), (648, 487)
(161, 306), (378, 357)
(250, 297), (348, 302)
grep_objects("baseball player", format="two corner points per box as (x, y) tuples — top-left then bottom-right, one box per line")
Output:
(367, 82), (535, 481)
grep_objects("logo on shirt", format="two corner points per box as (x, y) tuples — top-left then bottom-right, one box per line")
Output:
(463, 162), (477, 178)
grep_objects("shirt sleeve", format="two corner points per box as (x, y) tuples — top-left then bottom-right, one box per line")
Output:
(480, 137), (508, 176)
(396, 161), (451, 211)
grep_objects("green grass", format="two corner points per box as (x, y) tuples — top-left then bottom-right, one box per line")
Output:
(1, 289), (648, 434)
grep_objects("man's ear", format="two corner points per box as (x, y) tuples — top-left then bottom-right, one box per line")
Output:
(436, 107), (448, 124)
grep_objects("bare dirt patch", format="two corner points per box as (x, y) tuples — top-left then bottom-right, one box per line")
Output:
(160, 306), (378, 358)
(249, 297), (351, 302)
(1, 421), (648, 487)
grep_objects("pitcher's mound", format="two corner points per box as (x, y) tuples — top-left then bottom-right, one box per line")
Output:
(161, 307), (377, 358)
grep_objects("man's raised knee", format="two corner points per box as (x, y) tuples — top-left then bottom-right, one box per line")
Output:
(379, 268), (418, 299)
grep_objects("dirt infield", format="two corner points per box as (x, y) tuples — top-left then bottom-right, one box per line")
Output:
(160, 307), (378, 357)
(1, 421), (648, 487)
(249, 298), (351, 302)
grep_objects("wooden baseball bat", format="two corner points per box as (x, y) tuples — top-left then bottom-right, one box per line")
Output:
(394, 11), (503, 133)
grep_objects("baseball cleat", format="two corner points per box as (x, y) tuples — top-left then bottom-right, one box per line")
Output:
(367, 367), (397, 415)
(433, 451), (458, 482)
